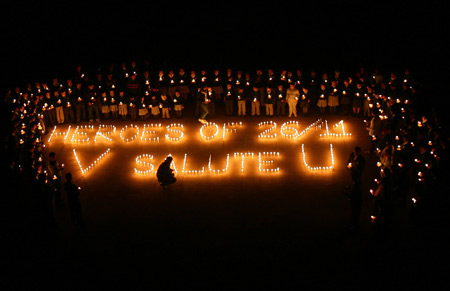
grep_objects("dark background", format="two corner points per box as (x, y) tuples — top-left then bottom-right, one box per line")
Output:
(2, 2), (448, 99)
(2, 2), (450, 289)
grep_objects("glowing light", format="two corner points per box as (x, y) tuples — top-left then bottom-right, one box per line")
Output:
(182, 153), (205, 175)
(134, 154), (155, 175)
(258, 121), (277, 139)
(200, 122), (219, 141)
(95, 124), (116, 143)
(73, 148), (111, 175)
(234, 152), (255, 173)
(320, 120), (352, 138)
(281, 121), (300, 139)
(258, 152), (280, 174)
(47, 125), (72, 143)
(165, 123), (184, 142)
(208, 153), (230, 175)
(301, 144), (335, 171)
(140, 123), (162, 142)
(120, 124), (139, 142)
(71, 125), (94, 144)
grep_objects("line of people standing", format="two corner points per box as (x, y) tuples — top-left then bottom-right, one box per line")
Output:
(4, 63), (421, 135)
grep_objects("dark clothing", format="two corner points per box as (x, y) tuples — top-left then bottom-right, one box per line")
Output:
(348, 152), (366, 183)
(63, 181), (83, 226)
(347, 152), (366, 230)
(157, 159), (177, 187)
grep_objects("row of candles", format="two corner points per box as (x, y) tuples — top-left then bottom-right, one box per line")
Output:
(134, 152), (282, 176)
(73, 148), (111, 175)
(45, 119), (350, 144)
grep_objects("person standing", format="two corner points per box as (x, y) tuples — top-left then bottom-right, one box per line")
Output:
(224, 83), (235, 116)
(250, 86), (261, 117)
(198, 86), (209, 123)
(263, 86), (275, 117)
(286, 83), (300, 118)
(74, 81), (86, 123)
(299, 86), (311, 116)
(236, 87), (246, 117)
(172, 90), (184, 118)
(275, 84), (286, 117)
(118, 90), (128, 120)
(177, 68), (190, 101)
(47, 151), (64, 208)
(346, 146), (366, 233)
(53, 91), (64, 124)
(63, 172), (84, 227)
(211, 69), (224, 103)
(86, 83), (101, 123)
(328, 80), (340, 114)
(61, 90), (74, 123)
(317, 83), (328, 115)
(352, 82), (365, 117)
(160, 94), (171, 119)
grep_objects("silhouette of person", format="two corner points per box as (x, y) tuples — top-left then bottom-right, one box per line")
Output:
(47, 151), (64, 207)
(157, 156), (177, 189)
(63, 172), (84, 227)
(347, 146), (366, 233)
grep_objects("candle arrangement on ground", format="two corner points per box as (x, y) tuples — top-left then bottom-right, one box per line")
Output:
(45, 119), (353, 177)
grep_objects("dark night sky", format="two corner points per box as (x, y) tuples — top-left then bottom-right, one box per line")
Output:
(1, 2), (449, 98)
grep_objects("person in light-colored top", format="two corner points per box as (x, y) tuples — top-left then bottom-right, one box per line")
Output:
(286, 83), (300, 117)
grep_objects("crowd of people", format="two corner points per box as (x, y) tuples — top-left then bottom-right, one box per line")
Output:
(1, 60), (448, 232)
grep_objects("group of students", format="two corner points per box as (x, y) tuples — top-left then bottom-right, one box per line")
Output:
(4, 63), (421, 133)
(360, 92), (448, 232)
(5, 60), (446, 229)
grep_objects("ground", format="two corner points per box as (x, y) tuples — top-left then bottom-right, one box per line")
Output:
(5, 105), (447, 290)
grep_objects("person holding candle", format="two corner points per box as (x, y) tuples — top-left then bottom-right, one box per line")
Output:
(190, 71), (202, 117)
(206, 86), (216, 118)
(346, 146), (366, 233)
(266, 69), (276, 88)
(275, 84), (286, 117)
(149, 94), (160, 119)
(254, 69), (265, 106)
(128, 93), (137, 121)
(160, 94), (171, 119)
(286, 83), (300, 118)
(108, 88), (118, 120)
(236, 87), (246, 117)
(43, 91), (56, 127)
(47, 151), (64, 208)
(167, 70), (178, 98)
(53, 91), (65, 124)
(224, 83), (236, 116)
(86, 83), (101, 123)
(263, 86), (275, 118)
(340, 78), (353, 115)
(177, 68), (190, 101)
(63, 172), (84, 227)
(100, 91), (111, 120)
(250, 86), (261, 117)
(328, 80), (340, 114)
(73, 81), (86, 123)
(198, 86), (209, 123)
(316, 83), (328, 115)
(211, 69), (224, 103)
(138, 96), (149, 120)
(299, 86), (311, 116)
(156, 70), (167, 96)
(172, 90), (184, 119)
(352, 82), (365, 117)
(62, 90), (74, 123)
(118, 90), (128, 120)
